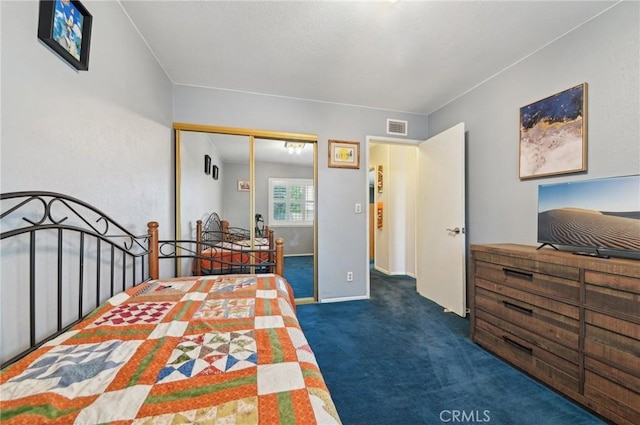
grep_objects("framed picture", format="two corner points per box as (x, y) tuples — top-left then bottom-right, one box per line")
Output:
(212, 165), (219, 180)
(204, 155), (211, 174)
(519, 83), (587, 179)
(377, 165), (383, 193)
(38, 0), (93, 71)
(237, 180), (250, 192)
(328, 140), (360, 169)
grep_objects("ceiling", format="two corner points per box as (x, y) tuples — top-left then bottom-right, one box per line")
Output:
(120, 1), (618, 116)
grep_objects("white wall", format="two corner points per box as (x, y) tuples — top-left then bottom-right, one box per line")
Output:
(172, 86), (428, 302)
(180, 131), (223, 241)
(389, 145), (417, 275)
(370, 143), (417, 277)
(0, 0), (173, 362)
(1, 0), (173, 236)
(218, 161), (251, 227)
(428, 2), (640, 250)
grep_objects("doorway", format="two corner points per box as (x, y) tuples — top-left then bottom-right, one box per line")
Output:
(367, 138), (419, 278)
(366, 124), (467, 317)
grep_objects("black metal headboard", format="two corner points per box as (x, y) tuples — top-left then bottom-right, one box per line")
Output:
(202, 212), (224, 245)
(0, 191), (151, 368)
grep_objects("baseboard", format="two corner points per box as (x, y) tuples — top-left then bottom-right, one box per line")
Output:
(320, 295), (369, 303)
(373, 265), (390, 274)
(295, 297), (315, 305)
(373, 266), (415, 278)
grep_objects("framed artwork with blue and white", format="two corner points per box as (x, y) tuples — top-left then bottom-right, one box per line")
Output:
(38, 0), (93, 71)
(519, 83), (588, 179)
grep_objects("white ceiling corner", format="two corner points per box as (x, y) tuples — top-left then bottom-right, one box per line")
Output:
(120, 1), (618, 115)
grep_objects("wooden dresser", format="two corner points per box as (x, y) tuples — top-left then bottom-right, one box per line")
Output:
(470, 244), (639, 425)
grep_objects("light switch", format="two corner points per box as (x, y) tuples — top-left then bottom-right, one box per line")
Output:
(355, 203), (362, 213)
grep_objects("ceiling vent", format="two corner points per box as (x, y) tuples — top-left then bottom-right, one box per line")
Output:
(386, 119), (408, 136)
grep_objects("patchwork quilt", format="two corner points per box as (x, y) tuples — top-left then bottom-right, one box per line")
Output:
(0, 274), (341, 424)
(199, 247), (272, 273)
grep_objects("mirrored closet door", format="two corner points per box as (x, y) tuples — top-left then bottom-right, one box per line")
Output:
(174, 124), (318, 303)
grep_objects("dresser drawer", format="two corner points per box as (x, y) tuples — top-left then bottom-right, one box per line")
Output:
(475, 260), (580, 302)
(473, 251), (580, 282)
(475, 276), (579, 319)
(585, 356), (640, 394)
(475, 285), (580, 348)
(584, 368), (640, 423)
(584, 310), (640, 374)
(474, 323), (580, 394)
(476, 309), (580, 367)
(585, 270), (640, 320)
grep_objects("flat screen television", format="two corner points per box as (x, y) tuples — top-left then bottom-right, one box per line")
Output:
(537, 174), (640, 259)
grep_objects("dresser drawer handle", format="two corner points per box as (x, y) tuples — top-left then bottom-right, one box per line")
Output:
(502, 268), (533, 280)
(502, 300), (533, 315)
(502, 336), (533, 355)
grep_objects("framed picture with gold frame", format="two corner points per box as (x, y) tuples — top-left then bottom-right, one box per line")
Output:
(328, 140), (360, 169)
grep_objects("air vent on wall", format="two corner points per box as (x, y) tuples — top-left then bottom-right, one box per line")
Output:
(386, 119), (408, 136)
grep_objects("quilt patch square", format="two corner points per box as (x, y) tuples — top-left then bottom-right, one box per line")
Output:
(157, 330), (257, 383)
(194, 298), (255, 320)
(1, 340), (141, 400)
(287, 327), (316, 364)
(148, 320), (189, 339)
(181, 291), (208, 302)
(279, 297), (296, 318)
(255, 315), (285, 329)
(257, 362), (305, 395)
(256, 289), (277, 299)
(132, 396), (258, 424)
(149, 280), (196, 294)
(90, 301), (175, 327)
(74, 384), (152, 424)
(212, 276), (257, 292)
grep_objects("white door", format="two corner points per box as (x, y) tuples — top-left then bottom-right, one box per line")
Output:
(416, 123), (467, 316)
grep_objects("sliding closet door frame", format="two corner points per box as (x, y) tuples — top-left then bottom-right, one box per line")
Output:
(173, 123), (318, 301)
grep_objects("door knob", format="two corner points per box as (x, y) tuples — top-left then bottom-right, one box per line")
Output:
(446, 227), (461, 234)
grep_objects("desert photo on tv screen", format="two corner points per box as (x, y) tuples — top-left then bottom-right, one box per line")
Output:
(538, 175), (640, 252)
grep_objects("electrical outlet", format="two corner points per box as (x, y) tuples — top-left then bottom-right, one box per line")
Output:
(355, 203), (362, 213)
(347, 272), (353, 282)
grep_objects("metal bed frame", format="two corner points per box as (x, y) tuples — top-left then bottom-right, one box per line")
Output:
(1, 192), (285, 369)
(0, 191), (151, 368)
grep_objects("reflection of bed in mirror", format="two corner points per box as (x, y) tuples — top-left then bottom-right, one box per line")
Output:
(175, 126), (317, 300)
(194, 212), (279, 276)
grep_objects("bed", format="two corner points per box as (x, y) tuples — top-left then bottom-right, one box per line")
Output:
(194, 212), (277, 276)
(0, 191), (340, 424)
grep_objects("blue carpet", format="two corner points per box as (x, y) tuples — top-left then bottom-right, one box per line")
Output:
(296, 269), (605, 425)
(284, 255), (314, 299)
